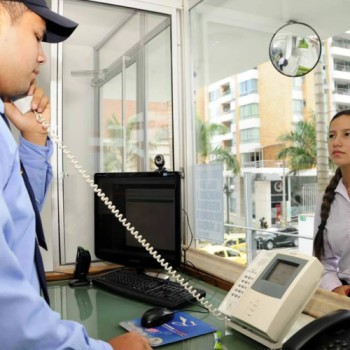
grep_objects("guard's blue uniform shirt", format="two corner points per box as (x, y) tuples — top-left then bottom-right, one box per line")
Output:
(0, 99), (111, 349)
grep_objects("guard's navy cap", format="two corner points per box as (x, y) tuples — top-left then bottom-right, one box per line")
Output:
(21, 0), (78, 43)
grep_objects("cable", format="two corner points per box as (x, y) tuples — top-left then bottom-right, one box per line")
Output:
(182, 208), (194, 252)
(34, 111), (229, 321)
(181, 208), (194, 273)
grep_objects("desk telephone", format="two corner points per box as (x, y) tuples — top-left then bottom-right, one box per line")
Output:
(219, 250), (323, 349)
(13, 95), (326, 350)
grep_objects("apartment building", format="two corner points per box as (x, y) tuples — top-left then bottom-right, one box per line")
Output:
(326, 33), (350, 113)
(201, 33), (350, 228)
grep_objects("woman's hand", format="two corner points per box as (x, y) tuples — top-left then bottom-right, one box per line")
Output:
(3, 85), (50, 146)
(332, 285), (350, 296)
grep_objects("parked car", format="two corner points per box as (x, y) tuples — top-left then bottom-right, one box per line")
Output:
(200, 244), (247, 265)
(255, 226), (298, 250)
(225, 237), (247, 253)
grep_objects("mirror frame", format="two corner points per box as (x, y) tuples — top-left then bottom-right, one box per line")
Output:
(269, 21), (322, 77)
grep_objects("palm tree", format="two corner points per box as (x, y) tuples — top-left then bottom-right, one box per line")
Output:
(103, 113), (123, 171)
(195, 117), (240, 175)
(276, 115), (316, 173)
(103, 113), (156, 171)
(212, 146), (240, 174)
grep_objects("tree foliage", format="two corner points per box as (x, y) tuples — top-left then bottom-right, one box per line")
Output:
(276, 115), (316, 173)
(196, 117), (240, 175)
(104, 113), (156, 171)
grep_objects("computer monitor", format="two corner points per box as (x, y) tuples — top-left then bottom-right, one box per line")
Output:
(94, 171), (182, 270)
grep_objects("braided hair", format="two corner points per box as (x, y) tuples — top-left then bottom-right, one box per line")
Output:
(313, 109), (350, 260)
(313, 167), (342, 259)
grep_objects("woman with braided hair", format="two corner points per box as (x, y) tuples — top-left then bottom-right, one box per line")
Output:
(313, 110), (350, 295)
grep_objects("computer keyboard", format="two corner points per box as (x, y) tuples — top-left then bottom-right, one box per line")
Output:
(91, 269), (206, 309)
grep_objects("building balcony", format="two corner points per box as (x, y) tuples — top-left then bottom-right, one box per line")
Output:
(331, 46), (350, 59)
(209, 89), (234, 104)
(238, 93), (259, 106)
(232, 142), (261, 154)
(241, 159), (284, 169)
(212, 132), (233, 143)
(238, 117), (260, 130)
(237, 69), (259, 82)
(333, 69), (350, 81)
(333, 92), (350, 104)
(333, 31), (350, 41)
(211, 111), (234, 124)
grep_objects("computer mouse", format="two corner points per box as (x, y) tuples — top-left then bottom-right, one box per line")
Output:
(140, 307), (175, 328)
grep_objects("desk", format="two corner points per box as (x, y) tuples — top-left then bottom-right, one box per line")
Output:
(48, 277), (267, 349)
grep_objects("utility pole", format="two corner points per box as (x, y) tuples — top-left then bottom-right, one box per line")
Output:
(314, 61), (329, 193)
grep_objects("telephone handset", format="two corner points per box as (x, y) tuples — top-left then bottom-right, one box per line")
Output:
(283, 309), (350, 350)
(12, 95), (33, 114)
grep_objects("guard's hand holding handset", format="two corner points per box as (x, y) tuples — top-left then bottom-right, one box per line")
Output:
(12, 95), (33, 114)
(4, 85), (51, 146)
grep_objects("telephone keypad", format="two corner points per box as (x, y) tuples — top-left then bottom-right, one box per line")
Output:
(231, 273), (257, 302)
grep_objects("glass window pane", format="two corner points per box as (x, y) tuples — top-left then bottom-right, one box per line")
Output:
(189, 0), (340, 267)
(101, 74), (123, 171)
(61, 1), (173, 263)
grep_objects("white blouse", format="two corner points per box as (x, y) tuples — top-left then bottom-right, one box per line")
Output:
(314, 178), (350, 291)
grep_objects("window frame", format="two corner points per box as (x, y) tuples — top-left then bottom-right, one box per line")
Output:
(49, 0), (184, 269)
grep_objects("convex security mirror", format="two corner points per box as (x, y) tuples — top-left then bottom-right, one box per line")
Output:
(269, 21), (322, 77)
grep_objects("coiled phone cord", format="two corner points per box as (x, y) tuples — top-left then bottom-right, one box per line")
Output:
(35, 111), (228, 321)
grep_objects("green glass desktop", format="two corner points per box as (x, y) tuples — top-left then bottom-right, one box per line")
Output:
(48, 277), (266, 350)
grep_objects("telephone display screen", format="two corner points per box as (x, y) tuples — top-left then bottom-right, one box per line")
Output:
(265, 261), (298, 286)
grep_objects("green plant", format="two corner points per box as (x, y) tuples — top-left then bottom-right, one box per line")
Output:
(296, 65), (310, 76)
(298, 38), (309, 48)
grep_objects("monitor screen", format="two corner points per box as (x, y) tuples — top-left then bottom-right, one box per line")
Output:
(94, 172), (182, 270)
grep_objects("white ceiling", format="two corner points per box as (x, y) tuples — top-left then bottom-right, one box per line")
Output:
(198, 0), (350, 39)
(191, 0), (350, 84)
(62, 0), (350, 86)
